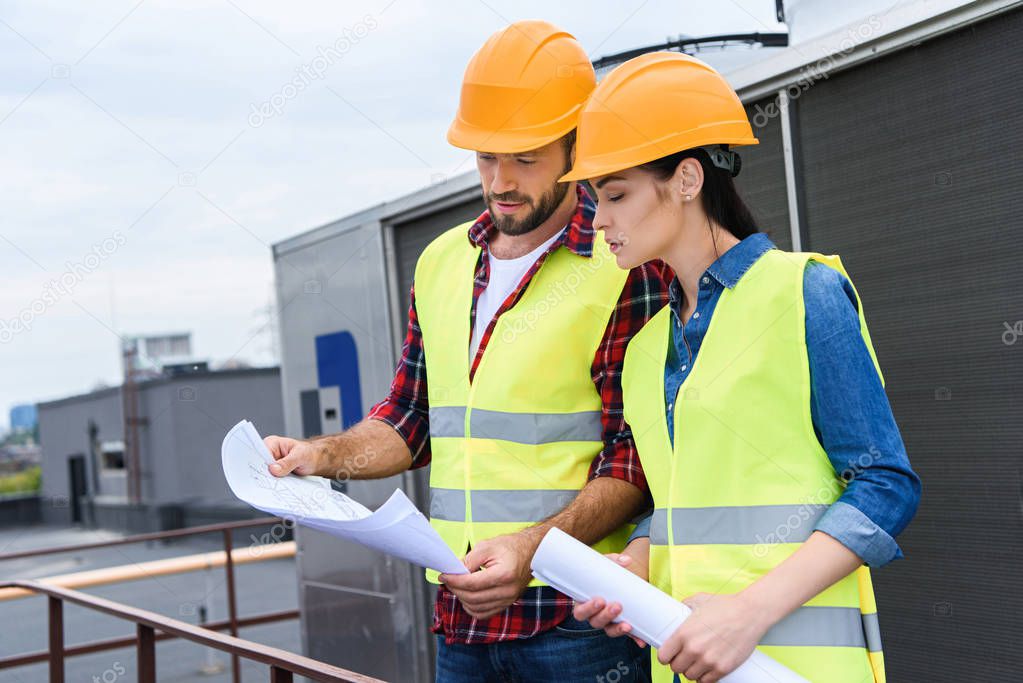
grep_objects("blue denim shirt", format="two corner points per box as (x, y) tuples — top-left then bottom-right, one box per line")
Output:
(629, 233), (920, 568)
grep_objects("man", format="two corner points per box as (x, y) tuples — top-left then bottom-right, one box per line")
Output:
(265, 20), (669, 682)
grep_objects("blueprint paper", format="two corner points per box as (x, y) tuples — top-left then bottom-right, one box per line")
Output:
(531, 528), (808, 683)
(223, 419), (370, 520)
(222, 420), (468, 575)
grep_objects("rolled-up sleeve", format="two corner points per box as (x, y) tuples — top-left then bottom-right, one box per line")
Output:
(627, 511), (653, 544)
(804, 261), (921, 568)
(367, 283), (432, 468)
(587, 261), (671, 493)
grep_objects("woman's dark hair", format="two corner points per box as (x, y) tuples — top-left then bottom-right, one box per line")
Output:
(639, 147), (759, 240)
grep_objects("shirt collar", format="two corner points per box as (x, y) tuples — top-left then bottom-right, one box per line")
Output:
(668, 232), (776, 310)
(466, 184), (596, 258)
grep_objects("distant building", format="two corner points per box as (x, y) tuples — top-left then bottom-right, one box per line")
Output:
(8, 404), (37, 433)
(36, 366), (284, 532)
(122, 332), (195, 381)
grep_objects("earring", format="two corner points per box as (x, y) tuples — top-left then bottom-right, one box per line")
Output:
(684, 194), (692, 201)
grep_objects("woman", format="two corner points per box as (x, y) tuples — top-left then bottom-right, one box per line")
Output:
(560, 52), (920, 683)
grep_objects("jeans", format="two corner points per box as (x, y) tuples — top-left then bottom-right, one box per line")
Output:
(435, 614), (650, 683)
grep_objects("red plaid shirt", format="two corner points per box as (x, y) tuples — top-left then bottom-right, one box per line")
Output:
(368, 185), (671, 644)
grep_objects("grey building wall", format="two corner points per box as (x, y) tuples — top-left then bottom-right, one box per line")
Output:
(36, 368), (284, 530)
(37, 386), (122, 525)
(143, 369), (285, 508)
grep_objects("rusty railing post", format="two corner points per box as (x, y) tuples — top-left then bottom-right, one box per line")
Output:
(270, 665), (294, 682)
(222, 527), (241, 683)
(48, 596), (64, 683)
(137, 624), (155, 681)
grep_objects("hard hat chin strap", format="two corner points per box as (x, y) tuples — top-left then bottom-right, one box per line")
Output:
(707, 145), (742, 177)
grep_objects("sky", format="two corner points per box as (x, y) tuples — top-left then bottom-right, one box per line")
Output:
(0, 0), (787, 431)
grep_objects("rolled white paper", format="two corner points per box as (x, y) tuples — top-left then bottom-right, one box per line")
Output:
(530, 527), (809, 683)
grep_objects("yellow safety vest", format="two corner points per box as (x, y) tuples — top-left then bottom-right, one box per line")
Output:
(621, 249), (886, 683)
(415, 220), (635, 586)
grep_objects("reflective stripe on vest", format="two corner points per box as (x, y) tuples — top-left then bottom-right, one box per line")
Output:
(429, 406), (602, 443)
(863, 611), (883, 652)
(430, 487), (579, 523)
(648, 505), (829, 545)
(761, 606), (874, 648)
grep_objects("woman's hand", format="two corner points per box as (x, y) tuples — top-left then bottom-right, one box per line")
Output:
(657, 592), (772, 683)
(572, 538), (650, 647)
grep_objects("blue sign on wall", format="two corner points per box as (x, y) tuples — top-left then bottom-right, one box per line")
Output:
(314, 330), (364, 431)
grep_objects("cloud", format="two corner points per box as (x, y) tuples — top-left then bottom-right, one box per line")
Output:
(0, 0), (782, 429)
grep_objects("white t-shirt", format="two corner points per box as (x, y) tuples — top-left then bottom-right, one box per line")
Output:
(469, 228), (566, 361)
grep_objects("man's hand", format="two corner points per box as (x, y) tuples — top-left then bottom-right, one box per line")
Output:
(263, 435), (326, 477)
(437, 478), (646, 620)
(438, 530), (541, 619)
(572, 537), (650, 647)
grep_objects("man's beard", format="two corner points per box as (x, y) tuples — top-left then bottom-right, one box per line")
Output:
(488, 181), (571, 236)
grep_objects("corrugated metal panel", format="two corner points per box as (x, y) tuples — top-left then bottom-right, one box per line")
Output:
(795, 7), (1023, 680)
(392, 197), (484, 314)
(739, 94), (792, 249)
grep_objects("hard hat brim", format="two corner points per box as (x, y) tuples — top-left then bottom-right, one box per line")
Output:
(559, 134), (759, 183)
(447, 116), (580, 155)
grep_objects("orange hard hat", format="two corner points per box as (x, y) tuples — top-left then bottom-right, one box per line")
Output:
(560, 51), (758, 182)
(447, 20), (595, 154)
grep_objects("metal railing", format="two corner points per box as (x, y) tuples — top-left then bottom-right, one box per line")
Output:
(0, 517), (385, 682)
